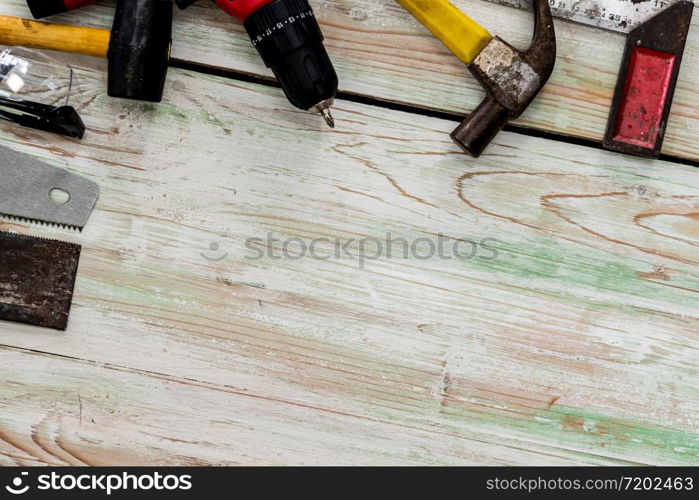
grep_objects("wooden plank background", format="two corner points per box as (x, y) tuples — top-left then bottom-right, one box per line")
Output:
(0, 0), (697, 465)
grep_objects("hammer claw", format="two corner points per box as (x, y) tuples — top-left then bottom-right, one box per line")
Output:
(524, 0), (557, 80)
(448, 0), (556, 157)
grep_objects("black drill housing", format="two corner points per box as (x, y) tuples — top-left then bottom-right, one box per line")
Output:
(244, 0), (338, 111)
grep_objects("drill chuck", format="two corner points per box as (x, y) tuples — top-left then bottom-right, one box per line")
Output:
(177, 0), (339, 126)
(242, 0), (339, 126)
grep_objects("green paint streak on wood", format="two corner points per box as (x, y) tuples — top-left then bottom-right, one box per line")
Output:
(468, 238), (699, 307)
(530, 405), (699, 464)
(422, 401), (699, 465)
(139, 102), (190, 123)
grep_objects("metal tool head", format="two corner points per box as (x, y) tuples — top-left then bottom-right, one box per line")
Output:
(0, 231), (81, 330)
(452, 0), (556, 157)
(0, 146), (99, 230)
(107, 0), (173, 102)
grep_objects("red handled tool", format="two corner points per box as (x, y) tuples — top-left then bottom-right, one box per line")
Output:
(25, 0), (98, 19)
(604, 1), (694, 158)
(212, 0), (274, 19)
(178, 0), (339, 127)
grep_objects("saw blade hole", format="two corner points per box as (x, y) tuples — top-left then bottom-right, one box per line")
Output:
(49, 188), (71, 205)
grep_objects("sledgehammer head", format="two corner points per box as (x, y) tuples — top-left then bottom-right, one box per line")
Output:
(108, 0), (173, 102)
(452, 0), (556, 157)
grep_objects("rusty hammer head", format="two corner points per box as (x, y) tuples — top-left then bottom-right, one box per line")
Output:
(452, 0), (556, 157)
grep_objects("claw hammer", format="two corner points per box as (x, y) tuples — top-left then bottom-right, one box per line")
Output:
(397, 0), (556, 157)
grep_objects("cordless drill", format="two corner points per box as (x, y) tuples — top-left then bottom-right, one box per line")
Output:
(178, 0), (339, 127)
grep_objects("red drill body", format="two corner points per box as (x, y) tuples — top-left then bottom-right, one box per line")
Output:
(25, 0), (97, 19)
(215, 0), (273, 20)
(65, 0), (96, 9)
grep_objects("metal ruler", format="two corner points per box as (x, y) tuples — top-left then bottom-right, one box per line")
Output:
(484, 0), (686, 33)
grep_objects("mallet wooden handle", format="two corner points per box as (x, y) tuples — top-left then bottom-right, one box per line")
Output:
(396, 0), (492, 64)
(0, 15), (110, 59)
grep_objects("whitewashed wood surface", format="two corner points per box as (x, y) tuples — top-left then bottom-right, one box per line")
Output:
(0, 1), (697, 466)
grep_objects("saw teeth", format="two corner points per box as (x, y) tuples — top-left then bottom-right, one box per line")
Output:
(0, 230), (81, 247)
(0, 213), (83, 232)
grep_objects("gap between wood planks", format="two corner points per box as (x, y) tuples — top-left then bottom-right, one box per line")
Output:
(170, 58), (699, 170)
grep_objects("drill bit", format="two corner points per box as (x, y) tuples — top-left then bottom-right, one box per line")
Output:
(310, 98), (336, 129)
(320, 109), (335, 129)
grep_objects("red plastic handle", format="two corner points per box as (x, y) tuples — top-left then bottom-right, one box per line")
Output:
(64, 0), (97, 10)
(215, 0), (274, 20)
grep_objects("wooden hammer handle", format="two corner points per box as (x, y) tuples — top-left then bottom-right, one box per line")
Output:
(0, 15), (110, 59)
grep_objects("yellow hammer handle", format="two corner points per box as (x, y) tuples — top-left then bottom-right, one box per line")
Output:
(0, 15), (110, 59)
(396, 0), (492, 64)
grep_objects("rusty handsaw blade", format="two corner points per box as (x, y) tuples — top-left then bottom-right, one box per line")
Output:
(483, 0), (686, 33)
(0, 232), (81, 330)
(0, 146), (99, 230)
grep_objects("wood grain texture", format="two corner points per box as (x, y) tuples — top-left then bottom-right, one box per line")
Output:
(0, 0), (697, 159)
(0, 55), (697, 465)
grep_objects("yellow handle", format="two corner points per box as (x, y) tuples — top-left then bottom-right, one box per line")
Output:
(397, 0), (492, 64)
(0, 15), (111, 59)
